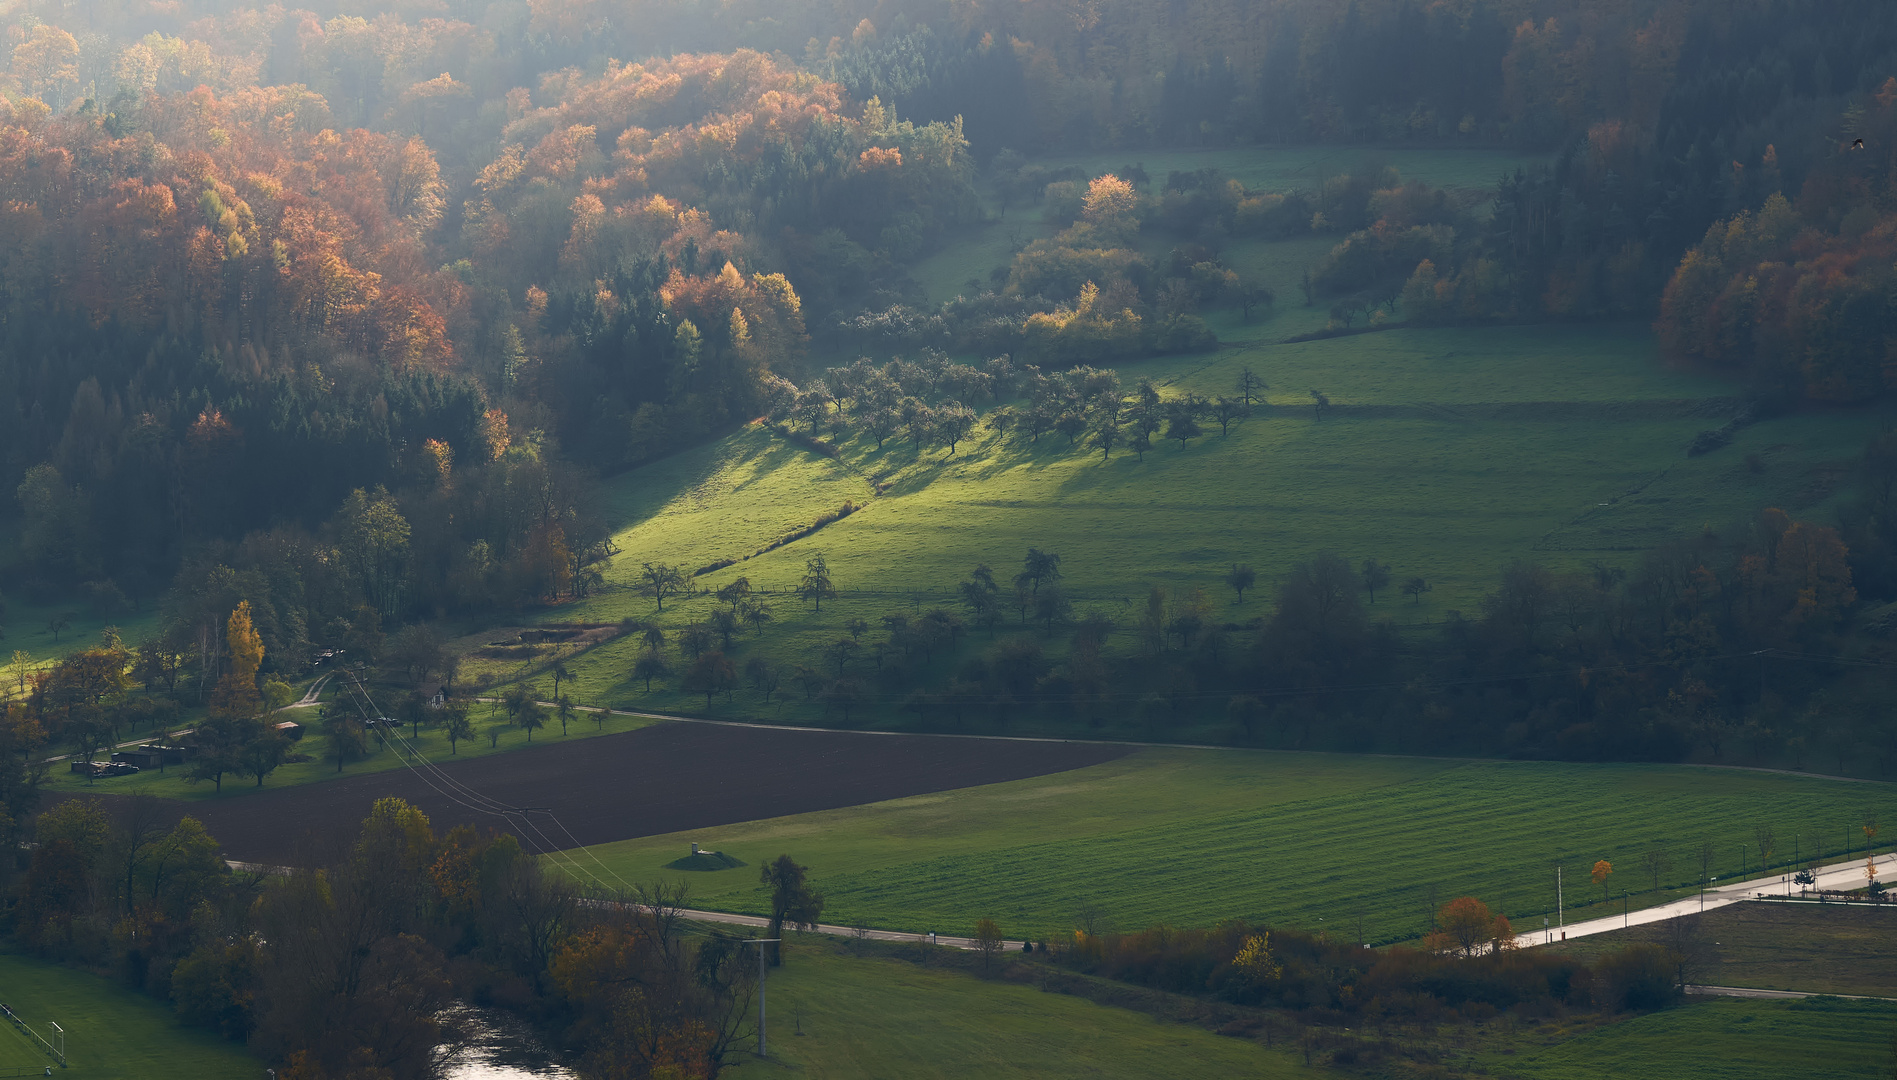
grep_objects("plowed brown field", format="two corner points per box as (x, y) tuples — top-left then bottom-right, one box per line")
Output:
(43, 721), (1131, 866)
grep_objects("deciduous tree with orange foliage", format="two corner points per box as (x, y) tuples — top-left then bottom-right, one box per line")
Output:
(1424, 896), (1516, 958)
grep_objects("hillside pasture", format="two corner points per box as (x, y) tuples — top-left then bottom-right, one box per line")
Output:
(521, 316), (1885, 735)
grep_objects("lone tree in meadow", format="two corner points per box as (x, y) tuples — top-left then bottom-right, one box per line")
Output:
(442, 701), (473, 754)
(1310, 389), (1330, 420)
(745, 656), (781, 702)
(324, 710), (367, 773)
(710, 607), (740, 649)
(1402, 576), (1432, 604)
(678, 621), (713, 660)
(961, 564), (1001, 630)
(797, 553), (838, 612)
(1210, 395), (1250, 436)
(1235, 366), (1265, 407)
(633, 650), (672, 692)
(821, 678), (867, 722)
(517, 699), (547, 741)
(760, 855), (826, 965)
(1165, 395), (1206, 449)
(1018, 548), (1062, 595)
(1643, 849), (1672, 895)
(638, 562), (687, 612)
(1360, 559), (1391, 603)
(1090, 415), (1121, 460)
(716, 576), (753, 608)
(741, 598), (774, 635)
(683, 651), (738, 708)
(1225, 563), (1256, 603)
(1592, 859), (1614, 903)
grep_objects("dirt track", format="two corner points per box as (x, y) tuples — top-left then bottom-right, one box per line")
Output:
(42, 722), (1131, 866)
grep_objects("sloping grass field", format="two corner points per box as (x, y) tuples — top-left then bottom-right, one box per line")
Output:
(1490, 996), (1897, 1080)
(722, 939), (1320, 1080)
(564, 746), (1897, 944)
(513, 315), (1886, 734)
(0, 952), (260, 1080)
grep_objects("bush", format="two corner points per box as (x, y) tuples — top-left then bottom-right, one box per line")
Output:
(1592, 944), (1680, 1012)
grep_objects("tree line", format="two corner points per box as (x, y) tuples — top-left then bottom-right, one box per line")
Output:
(5, 794), (796, 1079)
(607, 466), (1893, 780)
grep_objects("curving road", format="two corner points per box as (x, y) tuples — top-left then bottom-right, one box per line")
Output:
(1521, 852), (1897, 947)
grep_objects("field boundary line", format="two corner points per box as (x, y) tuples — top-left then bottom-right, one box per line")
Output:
(480, 697), (1895, 787)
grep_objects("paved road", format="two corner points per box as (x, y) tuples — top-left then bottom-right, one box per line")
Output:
(1521, 853), (1896, 947)
(667, 907), (1025, 952)
(1685, 984), (1897, 1002)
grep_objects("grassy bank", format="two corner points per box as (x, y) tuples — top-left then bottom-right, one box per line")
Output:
(0, 952), (260, 1080)
(1490, 996), (1897, 1080)
(721, 938), (1319, 1080)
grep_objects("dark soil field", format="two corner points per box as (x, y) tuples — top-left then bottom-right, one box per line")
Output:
(41, 722), (1130, 867)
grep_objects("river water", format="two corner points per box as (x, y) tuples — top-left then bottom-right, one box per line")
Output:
(439, 1006), (576, 1080)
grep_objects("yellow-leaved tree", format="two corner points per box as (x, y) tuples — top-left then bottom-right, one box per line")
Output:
(210, 600), (264, 718)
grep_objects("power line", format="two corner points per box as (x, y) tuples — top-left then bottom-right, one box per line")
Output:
(329, 671), (617, 893)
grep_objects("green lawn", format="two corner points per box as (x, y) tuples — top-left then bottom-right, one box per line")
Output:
(1491, 996), (1897, 1080)
(0, 952), (261, 1080)
(721, 938), (1319, 1080)
(563, 746), (1897, 943)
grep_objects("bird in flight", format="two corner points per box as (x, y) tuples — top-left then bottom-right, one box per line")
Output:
(1852, 138), (1865, 150)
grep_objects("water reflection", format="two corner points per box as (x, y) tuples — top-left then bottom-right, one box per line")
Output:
(439, 1005), (576, 1080)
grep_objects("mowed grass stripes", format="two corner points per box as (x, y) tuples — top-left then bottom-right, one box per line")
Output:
(563, 749), (1897, 942)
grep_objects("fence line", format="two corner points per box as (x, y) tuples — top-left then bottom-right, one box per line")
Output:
(0, 1003), (62, 1067)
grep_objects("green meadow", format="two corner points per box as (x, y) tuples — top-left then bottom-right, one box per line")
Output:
(560, 746), (1897, 943)
(509, 316), (1884, 731)
(1491, 996), (1897, 1080)
(0, 952), (260, 1080)
(721, 938), (1319, 1080)
(41, 695), (655, 801)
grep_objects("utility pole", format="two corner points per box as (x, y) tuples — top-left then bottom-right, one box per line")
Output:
(743, 939), (780, 1058)
(1556, 865), (1564, 937)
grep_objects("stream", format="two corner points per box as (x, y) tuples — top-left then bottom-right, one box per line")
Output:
(438, 1006), (576, 1080)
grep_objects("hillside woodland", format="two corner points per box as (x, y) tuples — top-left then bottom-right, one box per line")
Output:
(4, 2), (1897, 1078)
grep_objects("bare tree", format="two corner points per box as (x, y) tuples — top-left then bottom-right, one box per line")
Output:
(1235, 366), (1266, 407)
(1643, 848), (1672, 894)
(638, 563), (687, 612)
(1224, 563), (1256, 604)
